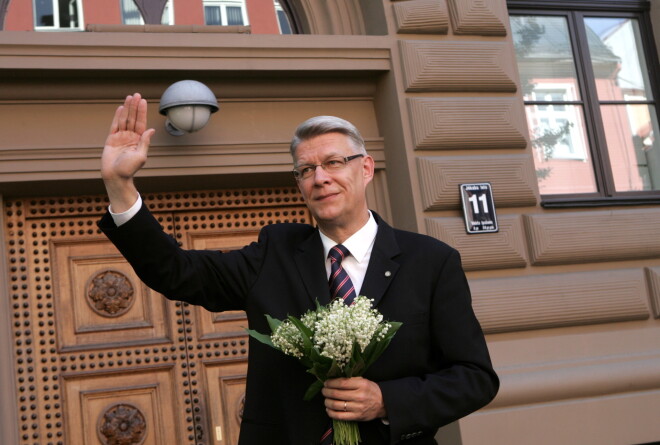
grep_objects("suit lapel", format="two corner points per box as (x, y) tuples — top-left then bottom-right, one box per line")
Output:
(293, 229), (332, 306)
(360, 214), (401, 308)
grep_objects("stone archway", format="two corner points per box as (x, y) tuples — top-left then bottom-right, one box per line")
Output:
(282, 0), (368, 35)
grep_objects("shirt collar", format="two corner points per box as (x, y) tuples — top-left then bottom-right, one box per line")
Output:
(319, 211), (378, 263)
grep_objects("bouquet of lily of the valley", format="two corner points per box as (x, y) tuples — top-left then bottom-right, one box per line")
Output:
(247, 295), (401, 445)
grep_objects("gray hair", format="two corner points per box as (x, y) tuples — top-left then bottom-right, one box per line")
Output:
(290, 115), (366, 158)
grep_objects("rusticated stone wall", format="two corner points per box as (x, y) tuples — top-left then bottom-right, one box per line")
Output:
(385, 1), (660, 443)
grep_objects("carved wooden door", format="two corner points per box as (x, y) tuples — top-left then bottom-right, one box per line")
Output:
(3, 187), (312, 445)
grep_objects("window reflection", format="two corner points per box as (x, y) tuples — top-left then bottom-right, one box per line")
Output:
(525, 104), (597, 194)
(510, 16), (581, 102)
(512, 15), (597, 195)
(603, 105), (660, 191)
(585, 18), (653, 102)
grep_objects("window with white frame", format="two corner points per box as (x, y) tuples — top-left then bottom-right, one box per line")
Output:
(34, 0), (83, 30)
(120, 0), (174, 25)
(203, 0), (249, 26)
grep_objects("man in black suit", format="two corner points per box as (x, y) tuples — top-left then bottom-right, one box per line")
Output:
(99, 93), (499, 444)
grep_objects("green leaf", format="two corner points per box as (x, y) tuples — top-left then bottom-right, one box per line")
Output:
(303, 379), (324, 401)
(288, 315), (313, 353)
(362, 322), (403, 369)
(326, 360), (343, 379)
(265, 314), (283, 333)
(310, 347), (332, 366)
(308, 358), (332, 382)
(245, 328), (274, 348)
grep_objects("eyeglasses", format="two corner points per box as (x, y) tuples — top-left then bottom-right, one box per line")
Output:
(292, 154), (364, 180)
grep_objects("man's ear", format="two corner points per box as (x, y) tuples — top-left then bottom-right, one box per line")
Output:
(363, 155), (375, 185)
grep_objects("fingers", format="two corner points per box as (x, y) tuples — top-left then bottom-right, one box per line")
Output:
(117, 95), (131, 132)
(322, 377), (386, 421)
(113, 94), (147, 134)
(109, 104), (123, 134)
(126, 93), (141, 132)
(135, 96), (148, 135)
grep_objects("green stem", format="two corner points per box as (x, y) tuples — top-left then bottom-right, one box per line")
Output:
(333, 419), (361, 445)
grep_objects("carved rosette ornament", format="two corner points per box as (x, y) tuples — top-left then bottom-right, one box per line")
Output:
(87, 270), (135, 317)
(98, 403), (147, 445)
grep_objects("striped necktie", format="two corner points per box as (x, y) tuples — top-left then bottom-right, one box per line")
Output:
(321, 244), (357, 445)
(328, 244), (357, 306)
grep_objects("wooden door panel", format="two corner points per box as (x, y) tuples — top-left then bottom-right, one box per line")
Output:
(4, 187), (312, 445)
(187, 231), (258, 340)
(51, 238), (173, 351)
(63, 365), (184, 445)
(203, 360), (247, 445)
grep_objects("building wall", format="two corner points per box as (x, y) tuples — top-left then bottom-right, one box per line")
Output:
(2, 0), (280, 33)
(1, 0), (659, 444)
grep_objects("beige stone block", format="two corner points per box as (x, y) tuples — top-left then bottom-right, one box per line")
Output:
(524, 209), (660, 265)
(399, 40), (517, 92)
(645, 266), (660, 318)
(425, 215), (527, 271)
(416, 155), (538, 210)
(447, 0), (508, 36)
(470, 269), (650, 334)
(393, 0), (449, 34)
(462, 387), (660, 445)
(407, 97), (527, 150)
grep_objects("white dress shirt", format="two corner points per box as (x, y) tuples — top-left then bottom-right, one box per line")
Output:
(318, 211), (378, 296)
(109, 194), (142, 226)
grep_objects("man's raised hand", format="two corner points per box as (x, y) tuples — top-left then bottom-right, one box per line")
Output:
(101, 93), (155, 213)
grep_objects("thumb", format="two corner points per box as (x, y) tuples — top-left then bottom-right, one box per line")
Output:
(138, 128), (155, 157)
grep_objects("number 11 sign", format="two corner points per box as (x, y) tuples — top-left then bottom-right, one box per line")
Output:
(459, 183), (499, 234)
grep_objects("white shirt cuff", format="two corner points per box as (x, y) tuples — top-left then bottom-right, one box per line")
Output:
(109, 194), (142, 227)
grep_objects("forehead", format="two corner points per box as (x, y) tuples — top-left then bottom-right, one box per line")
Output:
(294, 132), (355, 163)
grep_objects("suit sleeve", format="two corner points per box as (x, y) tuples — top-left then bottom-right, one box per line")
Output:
(98, 203), (265, 312)
(377, 249), (499, 444)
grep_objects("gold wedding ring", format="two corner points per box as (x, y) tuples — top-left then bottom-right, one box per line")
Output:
(343, 401), (347, 412)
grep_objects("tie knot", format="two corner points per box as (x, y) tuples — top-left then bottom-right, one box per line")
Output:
(328, 244), (350, 263)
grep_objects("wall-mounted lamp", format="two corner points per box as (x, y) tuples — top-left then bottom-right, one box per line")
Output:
(159, 80), (219, 136)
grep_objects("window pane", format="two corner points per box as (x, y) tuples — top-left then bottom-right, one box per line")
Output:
(204, 6), (221, 25)
(510, 15), (581, 102)
(602, 104), (660, 191)
(584, 18), (653, 101)
(277, 9), (292, 34)
(161, 3), (172, 25)
(275, 1), (292, 34)
(121, 0), (143, 24)
(59, 0), (79, 28)
(226, 6), (244, 25)
(35, 0), (54, 27)
(525, 104), (598, 194)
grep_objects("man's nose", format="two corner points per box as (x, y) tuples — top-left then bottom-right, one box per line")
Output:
(312, 165), (332, 183)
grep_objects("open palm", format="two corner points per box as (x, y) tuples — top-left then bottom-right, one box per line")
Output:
(102, 93), (155, 182)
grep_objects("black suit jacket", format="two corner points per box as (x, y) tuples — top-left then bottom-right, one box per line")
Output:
(99, 205), (498, 445)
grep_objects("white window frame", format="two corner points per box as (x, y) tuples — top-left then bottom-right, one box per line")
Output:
(203, 0), (249, 26)
(33, 0), (85, 31)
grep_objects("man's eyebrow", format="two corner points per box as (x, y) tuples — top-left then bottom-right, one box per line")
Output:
(295, 153), (344, 166)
